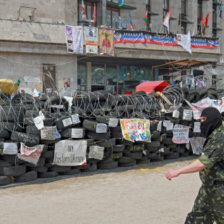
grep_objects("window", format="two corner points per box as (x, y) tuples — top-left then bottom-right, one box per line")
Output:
(212, 2), (217, 37)
(78, 63), (87, 91)
(78, 1), (97, 25)
(197, 0), (203, 35)
(106, 7), (120, 28)
(181, 0), (187, 33)
(91, 64), (105, 91)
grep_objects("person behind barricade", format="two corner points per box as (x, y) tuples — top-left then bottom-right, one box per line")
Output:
(165, 107), (224, 224)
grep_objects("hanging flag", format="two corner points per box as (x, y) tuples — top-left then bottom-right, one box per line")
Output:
(81, 0), (86, 20)
(119, 0), (124, 7)
(144, 10), (150, 29)
(203, 13), (209, 35)
(163, 9), (171, 32)
(93, 3), (97, 24)
(204, 13), (209, 28)
(129, 12), (134, 29)
(219, 3), (223, 18)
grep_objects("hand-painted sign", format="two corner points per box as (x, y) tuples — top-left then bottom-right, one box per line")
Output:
(120, 119), (151, 142)
(53, 140), (87, 166)
(172, 124), (190, 144)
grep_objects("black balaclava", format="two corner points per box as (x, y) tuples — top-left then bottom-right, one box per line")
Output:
(200, 107), (222, 138)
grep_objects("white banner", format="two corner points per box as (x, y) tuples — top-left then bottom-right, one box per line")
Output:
(96, 123), (107, 133)
(172, 124), (190, 144)
(65, 25), (83, 54)
(53, 140), (87, 166)
(163, 120), (174, 131)
(84, 27), (98, 54)
(176, 31), (192, 54)
(18, 143), (44, 165)
(109, 118), (119, 127)
(193, 122), (201, 133)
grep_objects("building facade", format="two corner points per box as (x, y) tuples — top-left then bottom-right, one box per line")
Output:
(0, 0), (222, 94)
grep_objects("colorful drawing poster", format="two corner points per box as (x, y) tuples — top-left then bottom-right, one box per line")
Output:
(84, 27), (98, 54)
(120, 119), (151, 142)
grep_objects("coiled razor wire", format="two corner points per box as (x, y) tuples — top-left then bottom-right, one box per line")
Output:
(0, 85), (184, 129)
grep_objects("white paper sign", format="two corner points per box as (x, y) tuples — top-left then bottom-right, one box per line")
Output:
(88, 145), (104, 160)
(3, 143), (18, 155)
(157, 121), (162, 132)
(183, 109), (192, 121)
(18, 143), (44, 165)
(71, 128), (84, 138)
(33, 115), (44, 130)
(71, 114), (81, 124)
(53, 140), (87, 166)
(190, 137), (206, 155)
(62, 117), (73, 127)
(163, 120), (174, 131)
(177, 31), (192, 54)
(193, 122), (201, 133)
(109, 118), (119, 127)
(172, 124), (190, 144)
(41, 126), (61, 140)
(96, 123), (107, 133)
(172, 110), (180, 118)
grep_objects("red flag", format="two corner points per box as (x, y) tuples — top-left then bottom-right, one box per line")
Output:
(93, 3), (97, 24)
(205, 13), (209, 28)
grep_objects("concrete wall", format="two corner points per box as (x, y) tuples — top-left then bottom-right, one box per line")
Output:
(0, 0), (77, 25)
(0, 53), (77, 93)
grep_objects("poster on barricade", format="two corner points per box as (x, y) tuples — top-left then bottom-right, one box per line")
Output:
(186, 98), (212, 120)
(163, 120), (173, 131)
(53, 140), (87, 166)
(183, 109), (192, 121)
(211, 98), (224, 113)
(99, 28), (114, 56)
(84, 27), (98, 54)
(88, 146), (104, 160)
(120, 119), (151, 142)
(18, 143), (44, 165)
(190, 137), (206, 155)
(2, 143), (18, 155)
(65, 25), (83, 54)
(172, 124), (190, 144)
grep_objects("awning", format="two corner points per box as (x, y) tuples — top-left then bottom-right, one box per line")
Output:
(136, 80), (169, 93)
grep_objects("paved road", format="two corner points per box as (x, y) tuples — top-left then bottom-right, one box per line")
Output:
(0, 157), (201, 224)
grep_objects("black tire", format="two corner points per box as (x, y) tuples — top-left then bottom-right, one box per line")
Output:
(11, 131), (40, 147)
(44, 95), (69, 112)
(87, 131), (110, 140)
(165, 152), (179, 160)
(113, 144), (125, 152)
(63, 168), (80, 175)
(97, 138), (115, 148)
(0, 176), (11, 186)
(98, 160), (118, 169)
(38, 171), (58, 178)
(119, 160), (136, 167)
(83, 119), (98, 132)
(55, 116), (73, 130)
(151, 131), (160, 140)
(26, 125), (40, 136)
(15, 171), (38, 182)
(118, 157), (135, 164)
(0, 129), (10, 139)
(3, 165), (26, 177)
(110, 152), (123, 160)
(124, 152), (143, 160)
(49, 166), (71, 173)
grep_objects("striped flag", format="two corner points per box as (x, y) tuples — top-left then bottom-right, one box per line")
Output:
(219, 3), (223, 18)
